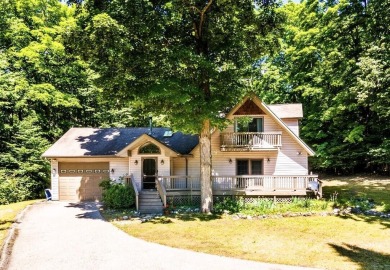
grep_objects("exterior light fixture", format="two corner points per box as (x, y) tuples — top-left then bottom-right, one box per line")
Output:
(160, 159), (164, 165)
(134, 160), (138, 165)
(52, 168), (56, 175)
(229, 158), (233, 164)
(297, 151), (302, 155)
(267, 158), (270, 162)
(111, 168), (115, 173)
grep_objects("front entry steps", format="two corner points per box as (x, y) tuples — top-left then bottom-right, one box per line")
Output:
(139, 190), (163, 214)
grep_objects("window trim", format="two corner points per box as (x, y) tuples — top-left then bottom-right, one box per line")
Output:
(234, 116), (264, 132)
(138, 142), (161, 155)
(236, 159), (264, 175)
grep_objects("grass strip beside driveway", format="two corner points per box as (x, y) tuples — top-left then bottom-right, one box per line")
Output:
(0, 200), (41, 246)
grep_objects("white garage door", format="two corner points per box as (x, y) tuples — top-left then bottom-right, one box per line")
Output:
(58, 162), (109, 201)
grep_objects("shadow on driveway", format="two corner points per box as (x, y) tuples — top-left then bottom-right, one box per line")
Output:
(65, 202), (103, 220)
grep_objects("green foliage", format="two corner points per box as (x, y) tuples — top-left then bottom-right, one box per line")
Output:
(213, 197), (329, 215)
(213, 197), (244, 214)
(335, 193), (375, 212)
(100, 179), (135, 209)
(255, 0), (390, 174)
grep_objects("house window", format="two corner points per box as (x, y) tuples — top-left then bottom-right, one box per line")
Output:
(139, 143), (161, 154)
(235, 117), (263, 132)
(236, 159), (263, 175)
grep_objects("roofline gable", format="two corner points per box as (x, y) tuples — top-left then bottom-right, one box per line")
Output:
(226, 95), (315, 156)
(116, 134), (180, 157)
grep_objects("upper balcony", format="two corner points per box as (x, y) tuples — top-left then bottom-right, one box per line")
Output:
(220, 132), (282, 151)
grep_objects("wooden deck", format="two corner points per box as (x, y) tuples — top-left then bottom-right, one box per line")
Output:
(158, 175), (322, 204)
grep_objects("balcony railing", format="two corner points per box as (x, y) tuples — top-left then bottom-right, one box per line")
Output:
(158, 175), (321, 197)
(220, 132), (282, 151)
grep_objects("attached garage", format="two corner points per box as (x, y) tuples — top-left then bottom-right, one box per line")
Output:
(58, 162), (109, 201)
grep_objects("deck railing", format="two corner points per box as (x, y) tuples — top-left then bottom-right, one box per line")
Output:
(159, 175), (319, 192)
(220, 132), (282, 150)
(212, 175), (319, 191)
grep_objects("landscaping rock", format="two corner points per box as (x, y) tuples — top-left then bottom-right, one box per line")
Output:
(122, 216), (129, 220)
(231, 215), (240, 221)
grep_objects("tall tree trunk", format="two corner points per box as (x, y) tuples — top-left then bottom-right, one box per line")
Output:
(200, 119), (212, 213)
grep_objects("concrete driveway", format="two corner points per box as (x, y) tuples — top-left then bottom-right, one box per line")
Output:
(6, 201), (318, 270)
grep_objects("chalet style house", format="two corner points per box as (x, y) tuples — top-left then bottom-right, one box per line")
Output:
(42, 95), (321, 213)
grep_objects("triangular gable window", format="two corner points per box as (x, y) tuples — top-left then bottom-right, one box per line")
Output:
(139, 143), (161, 154)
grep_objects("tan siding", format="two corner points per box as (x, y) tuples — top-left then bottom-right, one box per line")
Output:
(274, 133), (308, 175)
(281, 118), (299, 136)
(110, 159), (129, 183)
(172, 158), (186, 175)
(208, 117), (308, 176)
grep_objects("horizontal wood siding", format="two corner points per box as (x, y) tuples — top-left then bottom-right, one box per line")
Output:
(209, 114), (308, 176)
(110, 159), (129, 182)
(210, 129), (278, 176)
(281, 118), (299, 136)
(275, 132), (308, 175)
(172, 158), (186, 175)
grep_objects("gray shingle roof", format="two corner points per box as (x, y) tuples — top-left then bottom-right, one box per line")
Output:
(267, 104), (303, 119)
(42, 127), (199, 157)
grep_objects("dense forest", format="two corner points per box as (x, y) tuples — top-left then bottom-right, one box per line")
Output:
(0, 0), (389, 203)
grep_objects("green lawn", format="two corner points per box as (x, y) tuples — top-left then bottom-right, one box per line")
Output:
(321, 175), (390, 209)
(101, 176), (390, 270)
(0, 200), (41, 246)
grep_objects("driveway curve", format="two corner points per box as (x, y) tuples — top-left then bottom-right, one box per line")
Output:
(7, 201), (318, 270)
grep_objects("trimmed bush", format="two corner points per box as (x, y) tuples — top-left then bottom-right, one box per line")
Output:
(100, 179), (135, 209)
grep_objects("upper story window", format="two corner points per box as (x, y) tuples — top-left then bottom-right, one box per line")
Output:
(234, 117), (263, 132)
(139, 143), (160, 154)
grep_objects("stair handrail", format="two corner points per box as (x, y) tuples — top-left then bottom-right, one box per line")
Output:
(156, 177), (167, 208)
(128, 174), (139, 211)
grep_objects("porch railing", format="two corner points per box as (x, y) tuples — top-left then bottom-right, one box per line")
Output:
(156, 178), (167, 207)
(220, 132), (282, 150)
(158, 176), (200, 191)
(159, 175), (319, 193)
(124, 174), (139, 211)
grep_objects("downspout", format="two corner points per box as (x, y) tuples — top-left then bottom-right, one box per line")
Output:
(185, 157), (188, 188)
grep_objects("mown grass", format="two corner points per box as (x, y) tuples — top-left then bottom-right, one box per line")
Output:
(0, 200), (41, 246)
(321, 175), (390, 212)
(102, 176), (390, 270)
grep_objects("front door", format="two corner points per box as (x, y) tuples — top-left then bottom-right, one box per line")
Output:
(142, 158), (157, 189)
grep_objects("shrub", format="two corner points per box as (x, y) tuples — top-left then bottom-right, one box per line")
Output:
(99, 179), (135, 209)
(213, 197), (244, 214)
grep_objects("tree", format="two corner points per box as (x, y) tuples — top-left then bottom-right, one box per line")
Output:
(0, 0), (105, 202)
(78, 0), (284, 212)
(255, 0), (390, 174)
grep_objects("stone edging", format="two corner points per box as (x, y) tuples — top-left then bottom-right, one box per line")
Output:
(0, 202), (38, 270)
